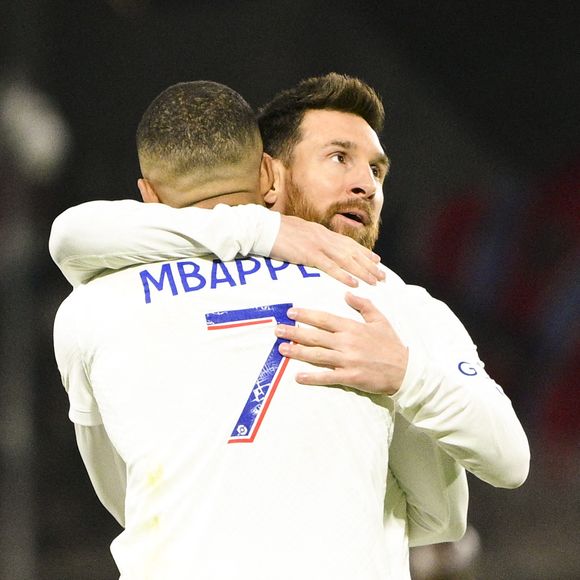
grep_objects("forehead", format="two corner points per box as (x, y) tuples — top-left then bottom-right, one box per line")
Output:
(298, 109), (384, 154)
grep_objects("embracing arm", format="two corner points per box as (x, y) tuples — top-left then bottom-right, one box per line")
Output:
(391, 288), (530, 489)
(276, 291), (530, 489)
(49, 200), (383, 288)
(49, 200), (280, 286)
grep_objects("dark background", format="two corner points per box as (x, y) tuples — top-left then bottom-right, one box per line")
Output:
(1, 1), (578, 578)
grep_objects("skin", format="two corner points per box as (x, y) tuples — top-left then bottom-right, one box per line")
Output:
(137, 136), (386, 288)
(58, 104), (472, 543)
(134, 109), (406, 394)
(138, 149), (272, 209)
(267, 110), (389, 249)
(268, 109), (409, 395)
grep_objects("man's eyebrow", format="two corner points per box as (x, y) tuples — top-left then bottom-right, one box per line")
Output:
(325, 140), (390, 171)
(372, 153), (390, 172)
(326, 140), (356, 150)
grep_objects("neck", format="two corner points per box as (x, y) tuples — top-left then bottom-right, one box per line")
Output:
(151, 173), (263, 208)
(193, 190), (263, 209)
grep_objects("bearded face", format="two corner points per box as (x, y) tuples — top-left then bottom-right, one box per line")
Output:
(284, 174), (381, 250)
(274, 110), (387, 251)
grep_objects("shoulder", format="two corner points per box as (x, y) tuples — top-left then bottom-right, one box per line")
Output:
(54, 288), (84, 333)
(378, 264), (406, 288)
(53, 280), (109, 348)
(53, 289), (89, 372)
(376, 269), (475, 345)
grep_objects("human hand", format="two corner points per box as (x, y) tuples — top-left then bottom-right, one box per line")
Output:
(270, 215), (385, 287)
(275, 292), (408, 395)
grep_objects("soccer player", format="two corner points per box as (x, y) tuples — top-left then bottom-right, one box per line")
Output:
(55, 77), (527, 577)
(52, 73), (530, 487)
(52, 80), (468, 579)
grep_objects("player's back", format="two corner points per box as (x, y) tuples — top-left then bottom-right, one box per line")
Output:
(61, 255), (398, 580)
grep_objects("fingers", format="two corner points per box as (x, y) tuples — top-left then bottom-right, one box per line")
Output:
(314, 248), (381, 287)
(277, 335), (351, 385)
(329, 242), (385, 286)
(283, 300), (370, 335)
(275, 323), (334, 348)
(285, 307), (356, 333)
(280, 297), (390, 339)
(341, 256), (383, 286)
(272, 214), (385, 287)
(317, 257), (359, 288)
(294, 370), (344, 386)
(344, 293), (402, 352)
(278, 341), (338, 369)
(344, 292), (387, 324)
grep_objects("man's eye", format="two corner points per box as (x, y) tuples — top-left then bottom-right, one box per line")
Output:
(331, 153), (346, 163)
(371, 165), (384, 180)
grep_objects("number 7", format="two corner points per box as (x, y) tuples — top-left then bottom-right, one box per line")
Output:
(205, 303), (295, 444)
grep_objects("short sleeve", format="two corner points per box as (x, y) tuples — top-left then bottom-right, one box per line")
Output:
(53, 293), (103, 426)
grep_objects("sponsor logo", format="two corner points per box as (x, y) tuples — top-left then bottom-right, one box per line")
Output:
(458, 361), (478, 376)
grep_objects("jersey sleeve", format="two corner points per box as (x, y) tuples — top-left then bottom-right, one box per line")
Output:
(53, 294), (103, 426)
(388, 412), (468, 547)
(392, 287), (530, 489)
(382, 471), (411, 578)
(74, 423), (126, 527)
(49, 200), (281, 287)
(54, 293), (125, 526)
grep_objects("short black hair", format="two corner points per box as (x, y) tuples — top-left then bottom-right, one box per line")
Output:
(137, 81), (260, 178)
(258, 73), (384, 163)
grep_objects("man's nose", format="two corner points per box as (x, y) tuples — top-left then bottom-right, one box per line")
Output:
(349, 164), (377, 198)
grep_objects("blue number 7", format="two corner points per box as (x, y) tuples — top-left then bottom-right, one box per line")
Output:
(205, 303), (295, 444)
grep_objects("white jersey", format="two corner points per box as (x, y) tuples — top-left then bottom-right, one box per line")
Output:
(56, 256), (416, 579)
(52, 200), (530, 579)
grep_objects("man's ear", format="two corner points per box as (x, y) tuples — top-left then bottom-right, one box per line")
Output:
(138, 178), (160, 203)
(263, 157), (287, 210)
(259, 153), (274, 198)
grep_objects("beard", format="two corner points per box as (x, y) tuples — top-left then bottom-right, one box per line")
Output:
(284, 176), (381, 250)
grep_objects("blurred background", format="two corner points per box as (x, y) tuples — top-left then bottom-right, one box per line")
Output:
(0, 1), (578, 578)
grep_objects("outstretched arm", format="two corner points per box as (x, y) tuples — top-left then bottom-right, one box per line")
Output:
(49, 200), (384, 288)
(275, 291), (530, 489)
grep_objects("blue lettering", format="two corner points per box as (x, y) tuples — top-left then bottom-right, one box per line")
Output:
(139, 257), (321, 303)
(265, 258), (290, 280)
(140, 264), (178, 304)
(177, 261), (206, 292)
(297, 264), (321, 279)
(211, 260), (237, 289)
(235, 257), (261, 285)
(458, 361), (478, 376)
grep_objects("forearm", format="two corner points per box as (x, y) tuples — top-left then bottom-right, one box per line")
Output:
(393, 349), (530, 489)
(274, 285), (530, 488)
(49, 200), (280, 286)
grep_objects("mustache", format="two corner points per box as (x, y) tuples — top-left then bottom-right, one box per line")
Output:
(326, 199), (376, 223)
